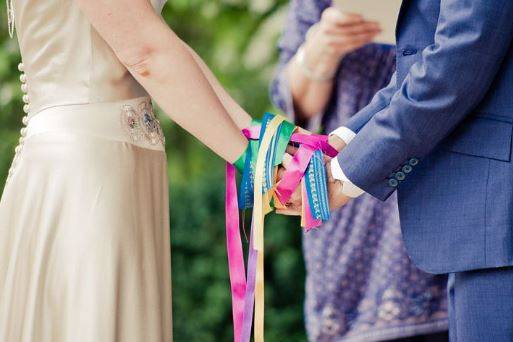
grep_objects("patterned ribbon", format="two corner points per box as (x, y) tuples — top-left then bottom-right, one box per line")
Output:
(225, 114), (339, 341)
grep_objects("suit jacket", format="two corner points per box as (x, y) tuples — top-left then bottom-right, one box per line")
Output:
(338, 0), (513, 274)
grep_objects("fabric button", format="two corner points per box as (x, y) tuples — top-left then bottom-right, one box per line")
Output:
(402, 165), (413, 174)
(402, 48), (418, 56)
(20, 127), (27, 136)
(22, 94), (30, 104)
(388, 179), (399, 187)
(409, 158), (419, 166)
(21, 84), (28, 93)
(395, 172), (406, 181)
(18, 63), (24, 72)
(22, 116), (29, 125)
(23, 104), (30, 113)
(19, 73), (27, 83)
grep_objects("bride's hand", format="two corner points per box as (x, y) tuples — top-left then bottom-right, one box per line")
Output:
(275, 153), (303, 216)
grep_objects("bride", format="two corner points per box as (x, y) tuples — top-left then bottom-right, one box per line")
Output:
(0, 0), (287, 341)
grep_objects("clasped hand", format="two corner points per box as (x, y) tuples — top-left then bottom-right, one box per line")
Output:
(276, 132), (351, 216)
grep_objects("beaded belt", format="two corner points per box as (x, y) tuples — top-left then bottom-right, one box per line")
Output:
(24, 97), (165, 151)
(6, 97), (165, 184)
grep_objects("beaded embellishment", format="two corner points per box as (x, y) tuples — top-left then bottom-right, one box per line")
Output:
(121, 101), (165, 146)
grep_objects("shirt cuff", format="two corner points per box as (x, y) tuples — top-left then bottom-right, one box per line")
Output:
(329, 127), (365, 198)
(330, 126), (356, 145)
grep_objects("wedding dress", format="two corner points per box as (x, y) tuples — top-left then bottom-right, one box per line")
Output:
(0, 0), (172, 341)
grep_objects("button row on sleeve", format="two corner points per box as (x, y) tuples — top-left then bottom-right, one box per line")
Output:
(388, 158), (419, 188)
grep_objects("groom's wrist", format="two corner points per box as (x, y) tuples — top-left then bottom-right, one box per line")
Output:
(329, 126), (365, 198)
(330, 158), (365, 198)
(330, 126), (356, 145)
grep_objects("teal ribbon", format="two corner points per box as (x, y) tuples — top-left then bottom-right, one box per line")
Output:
(304, 150), (331, 221)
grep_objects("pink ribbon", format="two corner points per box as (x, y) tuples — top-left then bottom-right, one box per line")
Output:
(225, 164), (247, 342)
(226, 125), (339, 341)
(243, 125), (338, 158)
(274, 145), (315, 204)
(289, 133), (339, 158)
(274, 133), (338, 206)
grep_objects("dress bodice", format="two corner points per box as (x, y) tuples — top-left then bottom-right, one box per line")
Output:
(10, 0), (167, 116)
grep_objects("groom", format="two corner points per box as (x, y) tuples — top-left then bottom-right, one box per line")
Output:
(319, 0), (513, 340)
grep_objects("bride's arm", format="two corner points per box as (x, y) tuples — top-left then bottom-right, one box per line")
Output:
(75, 0), (249, 163)
(186, 45), (252, 130)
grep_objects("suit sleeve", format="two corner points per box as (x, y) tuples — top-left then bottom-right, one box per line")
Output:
(345, 72), (397, 133)
(338, 0), (513, 200)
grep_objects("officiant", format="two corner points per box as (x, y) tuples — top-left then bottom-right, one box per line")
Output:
(270, 1), (448, 341)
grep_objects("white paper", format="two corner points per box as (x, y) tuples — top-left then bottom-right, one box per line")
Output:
(333, 0), (402, 45)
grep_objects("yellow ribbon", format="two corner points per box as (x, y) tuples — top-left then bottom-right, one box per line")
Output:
(253, 115), (285, 342)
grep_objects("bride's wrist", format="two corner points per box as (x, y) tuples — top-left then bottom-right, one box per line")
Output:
(234, 145), (248, 173)
(234, 119), (261, 173)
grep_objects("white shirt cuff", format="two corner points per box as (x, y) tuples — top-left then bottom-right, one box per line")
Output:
(330, 126), (356, 145)
(329, 127), (365, 198)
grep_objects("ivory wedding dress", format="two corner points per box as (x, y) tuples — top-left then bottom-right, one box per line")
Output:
(0, 0), (172, 341)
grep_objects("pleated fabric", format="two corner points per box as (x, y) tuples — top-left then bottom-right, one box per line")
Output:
(0, 128), (172, 342)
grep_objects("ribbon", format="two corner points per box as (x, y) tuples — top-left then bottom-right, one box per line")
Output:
(253, 116), (285, 342)
(225, 164), (246, 342)
(225, 114), (339, 342)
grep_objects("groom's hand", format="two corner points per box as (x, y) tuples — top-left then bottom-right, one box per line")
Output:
(328, 134), (346, 153)
(326, 134), (351, 210)
(326, 160), (351, 210)
(275, 130), (353, 215)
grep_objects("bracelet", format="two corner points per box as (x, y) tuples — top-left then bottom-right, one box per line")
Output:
(296, 46), (337, 82)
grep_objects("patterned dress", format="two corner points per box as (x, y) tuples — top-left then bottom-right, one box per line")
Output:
(270, 1), (448, 341)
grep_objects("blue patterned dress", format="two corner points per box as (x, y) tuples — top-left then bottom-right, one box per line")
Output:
(270, 1), (449, 341)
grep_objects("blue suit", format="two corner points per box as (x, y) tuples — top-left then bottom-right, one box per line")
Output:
(337, 0), (513, 340)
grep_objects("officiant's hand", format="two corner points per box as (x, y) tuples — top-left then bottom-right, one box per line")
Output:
(302, 7), (381, 77)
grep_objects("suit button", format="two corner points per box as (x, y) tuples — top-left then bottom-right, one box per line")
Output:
(409, 158), (419, 166)
(388, 179), (399, 187)
(402, 165), (413, 174)
(395, 172), (406, 181)
(402, 48), (418, 56)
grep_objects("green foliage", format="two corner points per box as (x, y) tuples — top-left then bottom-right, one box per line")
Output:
(0, 1), (307, 340)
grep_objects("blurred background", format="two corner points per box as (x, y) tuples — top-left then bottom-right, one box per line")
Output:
(0, 1), (307, 341)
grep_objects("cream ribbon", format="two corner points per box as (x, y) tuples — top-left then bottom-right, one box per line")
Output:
(252, 115), (285, 342)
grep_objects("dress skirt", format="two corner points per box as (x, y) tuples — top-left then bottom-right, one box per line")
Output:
(0, 97), (172, 342)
